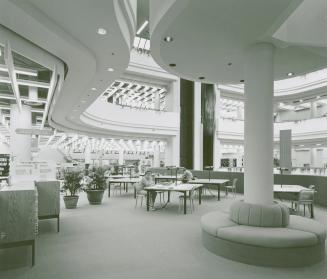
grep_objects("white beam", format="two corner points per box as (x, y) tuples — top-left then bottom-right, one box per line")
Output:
(4, 41), (21, 111)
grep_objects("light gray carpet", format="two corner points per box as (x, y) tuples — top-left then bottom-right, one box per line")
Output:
(1, 190), (327, 279)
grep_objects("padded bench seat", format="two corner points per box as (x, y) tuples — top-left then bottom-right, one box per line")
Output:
(201, 205), (326, 267)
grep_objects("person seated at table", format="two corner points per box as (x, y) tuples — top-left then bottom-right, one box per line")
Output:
(140, 171), (157, 209)
(182, 169), (194, 182)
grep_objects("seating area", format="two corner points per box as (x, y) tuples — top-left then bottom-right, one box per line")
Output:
(201, 200), (327, 267)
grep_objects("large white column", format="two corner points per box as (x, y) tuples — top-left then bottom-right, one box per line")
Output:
(244, 43), (274, 205)
(310, 101), (318, 118)
(165, 135), (180, 167)
(118, 150), (124, 165)
(10, 104), (32, 162)
(310, 147), (317, 167)
(153, 142), (160, 167)
(193, 82), (203, 170)
(84, 144), (91, 165)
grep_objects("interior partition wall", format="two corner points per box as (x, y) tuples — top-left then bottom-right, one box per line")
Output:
(201, 83), (216, 168)
(180, 79), (194, 169)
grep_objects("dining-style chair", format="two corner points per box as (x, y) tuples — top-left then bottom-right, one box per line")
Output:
(294, 189), (315, 218)
(225, 178), (238, 198)
(178, 186), (197, 213)
(134, 183), (147, 208)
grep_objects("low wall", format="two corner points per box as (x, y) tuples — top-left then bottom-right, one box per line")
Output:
(149, 168), (327, 207)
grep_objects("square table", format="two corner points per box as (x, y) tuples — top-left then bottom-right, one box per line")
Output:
(188, 179), (230, 200)
(144, 183), (203, 214)
(107, 178), (141, 197)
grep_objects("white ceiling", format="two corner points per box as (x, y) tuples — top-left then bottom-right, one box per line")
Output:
(150, 0), (327, 84)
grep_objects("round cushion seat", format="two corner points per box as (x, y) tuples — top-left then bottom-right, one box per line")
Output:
(201, 205), (326, 267)
(230, 200), (289, 227)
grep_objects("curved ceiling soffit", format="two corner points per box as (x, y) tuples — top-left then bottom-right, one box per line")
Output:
(0, 0), (138, 137)
(150, 0), (327, 84)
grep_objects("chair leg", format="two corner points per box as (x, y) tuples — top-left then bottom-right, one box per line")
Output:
(57, 216), (60, 233)
(304, 204), (306, 216)
(141, 196), (143, 207)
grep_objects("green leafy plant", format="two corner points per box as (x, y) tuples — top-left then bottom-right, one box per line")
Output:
(62, 171), (82, 197)
(85, 167), (107, 191)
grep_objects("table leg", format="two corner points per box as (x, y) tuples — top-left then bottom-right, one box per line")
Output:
(199, 187), (202, 205)
(108, 182), (111, 197)
(146, 191), (150, 211)
(217, 184), (220, 201)
(134, 186), (136, 199)
(168, 191), (171, 202)
(311, 204), (314, 218)
(184, 191), (187, 214)
(126, 182), (128, 193)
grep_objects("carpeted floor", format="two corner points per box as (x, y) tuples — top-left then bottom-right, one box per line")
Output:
(0, 189), (326, 279)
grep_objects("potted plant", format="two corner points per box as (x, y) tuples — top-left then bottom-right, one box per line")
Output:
(62, 171), (82, 209)
(84, 167), (106, 205)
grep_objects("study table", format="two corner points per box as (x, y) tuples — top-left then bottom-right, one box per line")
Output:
(274, 184), (314, 218)
(107, 177), (141, 197)
(189, 179), (230, 201)
(154, 175), (183, 184)
(144, 183), (203, 214)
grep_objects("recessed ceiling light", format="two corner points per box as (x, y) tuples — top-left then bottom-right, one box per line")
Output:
(107, 67), (114, 72)
(81, 100), (86, 103)
(287, 72), (294, 77)
(136, 20), (149, 35)
(300, 144), (305, 147)
(228, 62), (232, 66)
(164, 36), (173, 42)
(91, 87), (97, 91)
(97, 28), (107, 35)
(198, 76), (205, 80)
(169, 63), (176, 67)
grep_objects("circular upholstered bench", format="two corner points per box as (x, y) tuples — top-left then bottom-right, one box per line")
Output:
(201, 201), (326, 267)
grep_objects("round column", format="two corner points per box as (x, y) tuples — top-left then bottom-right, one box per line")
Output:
(310, 101), (318, 118)
(244, 43), (274, 204)
(10, 104), (32, 162)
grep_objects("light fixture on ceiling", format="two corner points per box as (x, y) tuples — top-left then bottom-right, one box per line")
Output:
(136, 20), (149, 35)
(169, 63), (176, 67)
(164, 36), (173, 42)
(81, 100), (86, 103)
(91, 87), (97, 91)
(240, 79), (244, 83)
(107, 67), (114, 72)
(300, 144), (305, 147)
(227, 62), (232, 66)
(97, 28), (107, 35)
(316, 143), (322, 146)
(287, 72), (294, 77)
(198, 76), (205, 80)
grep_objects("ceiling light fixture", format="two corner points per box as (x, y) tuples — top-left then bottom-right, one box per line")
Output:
(81, 100), (86, 103)
(136, 20), (149, 35)
(316, 143), (322, 146)
(164, 36), (173, 42)
(198, 76), (205, 80)
(287, 72), (294, 77)
(228, 62), (232, 66)
(240, 79), (244, 83)
(91, 87), (97, 91)
(107, 67), (114, 72)
(97, 28), (107, 35)
(169, 63), (176, 67)
(300, 144), (305, 147)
